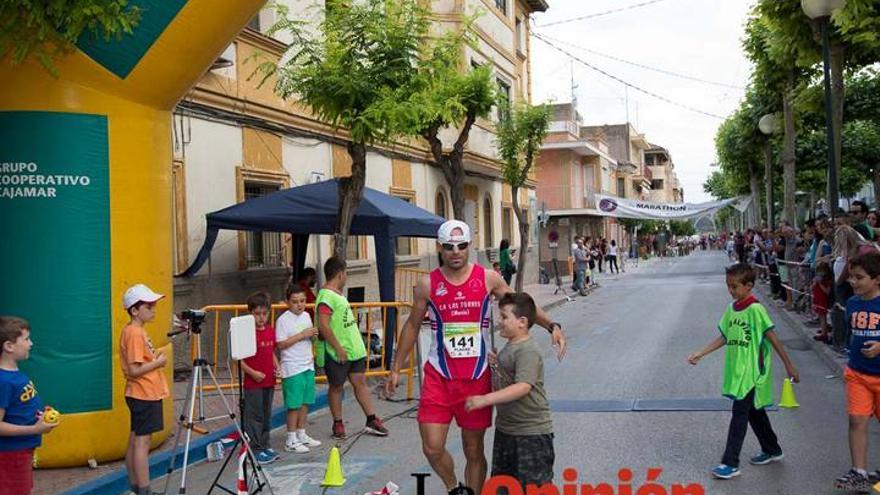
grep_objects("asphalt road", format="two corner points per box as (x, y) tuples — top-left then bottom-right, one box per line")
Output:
(173, 250), (877, 495)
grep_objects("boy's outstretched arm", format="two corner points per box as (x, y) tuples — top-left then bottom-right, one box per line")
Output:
(688, 335), (725, 365)
(765, 329), (800, 382)
(464, 382), (532, 412)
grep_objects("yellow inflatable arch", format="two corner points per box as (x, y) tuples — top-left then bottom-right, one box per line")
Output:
(0, 0), (263, 467)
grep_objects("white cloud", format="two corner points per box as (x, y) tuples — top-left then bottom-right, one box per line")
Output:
(531, 0), (755, 202)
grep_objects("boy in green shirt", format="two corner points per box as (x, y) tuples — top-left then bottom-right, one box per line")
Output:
(316, 256), (388, 439)
(688, 263), (799, 480)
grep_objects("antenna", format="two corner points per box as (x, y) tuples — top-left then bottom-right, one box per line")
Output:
(570, 60), (578, 111)
(625, 84), (630, 123)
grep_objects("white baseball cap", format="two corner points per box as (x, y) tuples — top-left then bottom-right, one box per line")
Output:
(122, 284), (164, 310)
(437, 220), (471, 244)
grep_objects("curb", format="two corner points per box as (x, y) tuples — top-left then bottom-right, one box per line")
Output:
(61, 392), (330, 495)
(755, 283), (845, 375)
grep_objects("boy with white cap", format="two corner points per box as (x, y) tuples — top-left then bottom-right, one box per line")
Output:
(120, 284), (168, 495)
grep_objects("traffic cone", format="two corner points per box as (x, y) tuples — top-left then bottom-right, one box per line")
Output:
(236, 446), (248, 495)
(779, 378), (799, 408)
(321, 447), (346, 487)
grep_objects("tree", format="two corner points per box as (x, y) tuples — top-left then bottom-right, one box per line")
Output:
(260, 0), (428, 257)
(0, 1), (141, 75)
(387, 22), (496, 220)
(496, 100), (550, 291)
(669, 220), (696, 237)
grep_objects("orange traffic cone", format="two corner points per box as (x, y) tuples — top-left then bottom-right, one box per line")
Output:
(779, 378), (799, 408)
(322, 447), (346, 487)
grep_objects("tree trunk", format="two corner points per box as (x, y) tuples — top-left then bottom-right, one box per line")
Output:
(830, 40), (845, 206)
(781, 85), (797, 226)
(333, 142), (367, 259)
(749, 162), (762, 228)
(511, 185), (528, 292)
(423, 111), (477, 221)
(764, 141), (774, 229)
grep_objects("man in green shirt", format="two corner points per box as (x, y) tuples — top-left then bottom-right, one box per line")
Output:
(851, 200), (875, 241)
(688, 263), (799, 480)
(317, 256), (388, 439)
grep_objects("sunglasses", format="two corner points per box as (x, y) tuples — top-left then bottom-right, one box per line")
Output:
(441, 242), (470, 251)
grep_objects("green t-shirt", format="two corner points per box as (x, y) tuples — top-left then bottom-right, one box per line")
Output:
(718, 301), (775, 408)
(315, 288), (366, 363)
(494, 338), (553, 436)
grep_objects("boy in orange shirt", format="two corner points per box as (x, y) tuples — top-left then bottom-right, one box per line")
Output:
(120, 284), (169, 495)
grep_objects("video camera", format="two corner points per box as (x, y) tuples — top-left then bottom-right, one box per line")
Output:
(168, 309), (207, 337)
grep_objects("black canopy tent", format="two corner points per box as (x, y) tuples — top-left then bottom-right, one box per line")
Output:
(179, 178), (445, 368)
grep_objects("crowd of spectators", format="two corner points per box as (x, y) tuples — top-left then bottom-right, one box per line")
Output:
(721, 200), (880, 350)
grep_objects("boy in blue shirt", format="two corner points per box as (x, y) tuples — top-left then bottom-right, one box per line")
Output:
(0, 316), (57, 495)
(835, 252), (880, 492)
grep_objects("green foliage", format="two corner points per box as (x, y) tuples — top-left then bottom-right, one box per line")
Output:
(796, 119), (880, 196)
(382, 16), (497, 138)
(261, 0), (429, 145)
(833, 0), (880, 66)
(496, 100), (552, 188)
(0, 0), (141, 75)
(669, 220), (696, 237)
(618, 218), (663, 235)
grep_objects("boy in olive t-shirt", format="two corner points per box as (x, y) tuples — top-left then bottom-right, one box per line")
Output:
(316, 256), (388, 440)
(688, 263), (799, 480)
(466, 292), (553, 491)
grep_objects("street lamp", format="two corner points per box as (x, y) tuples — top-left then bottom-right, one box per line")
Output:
(759, 113), (780, 229)
(802, 0), (846, 215)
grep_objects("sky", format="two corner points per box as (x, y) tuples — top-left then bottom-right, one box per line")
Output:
(529, 0), (756, 203)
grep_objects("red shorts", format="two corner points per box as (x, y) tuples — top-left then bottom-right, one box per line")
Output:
(418, 364), (492, 430)
(0, 449), (34, 495)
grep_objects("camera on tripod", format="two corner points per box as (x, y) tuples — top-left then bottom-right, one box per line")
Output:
(180, 309), (206, 331)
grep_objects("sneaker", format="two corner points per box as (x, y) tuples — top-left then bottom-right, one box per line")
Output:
(834, 469), (872, 492)
(448, 483), (475, 495)
(284, 440), (309, 453)
(711, 464), (740, 479)
(265, 448), (280, 458)
(298, 432), (322, 447)
(332, 421), (346, 439)
(749, 452), (784, 465)
(365, 417), (389, 437)
(255, 450), (278, 465)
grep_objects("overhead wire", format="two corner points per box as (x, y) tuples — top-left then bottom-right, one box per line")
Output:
(538, 0), (672, 27)
(531, 32), (727, 120)
(534, 31), (745, 90)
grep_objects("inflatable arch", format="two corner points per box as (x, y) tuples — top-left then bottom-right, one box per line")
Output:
(0, 0), (264, 467)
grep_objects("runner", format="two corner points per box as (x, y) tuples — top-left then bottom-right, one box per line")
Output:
(385, 220), (567, 495)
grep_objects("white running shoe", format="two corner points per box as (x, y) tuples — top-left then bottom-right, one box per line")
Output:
(298, 432), (322, 447)
(284, 440), (309, 453)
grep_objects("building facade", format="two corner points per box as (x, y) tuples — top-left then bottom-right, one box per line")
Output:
(171, 0), (548, 310)
(535, 103), (626, 273)
(645, 144), (684, 203)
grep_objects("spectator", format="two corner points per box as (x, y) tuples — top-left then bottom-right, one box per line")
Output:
(499, 239), (516, 286)
(851, 200), (875, 241)
(607, 240), (620, 274)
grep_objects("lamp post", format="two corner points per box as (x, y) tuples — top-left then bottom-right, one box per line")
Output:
(759, 113), (780, 229)
(802, 0), (846, 215)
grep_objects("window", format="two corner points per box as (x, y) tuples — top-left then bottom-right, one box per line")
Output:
(617, 177), (626, 197)
(496, 78), (511, 121)
(651, 179), (665, 190)
(246, 14), (260, 31)
(395, 196), (414, 256)
(435, 189), (448, 219)
(244, 183), (285, 268)
(495, 0), (507, 14)
(345, 236), (363, 260)
(502, 207), (513, 245)
(483, 195), (494, 249)
(515, 18), (525, 55)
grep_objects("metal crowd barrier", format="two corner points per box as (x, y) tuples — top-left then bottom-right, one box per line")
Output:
(776, 259), (813, 313)
(195, 301), (417, 400)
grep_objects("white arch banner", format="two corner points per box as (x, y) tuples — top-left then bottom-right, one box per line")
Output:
(594, 194), (747, 220)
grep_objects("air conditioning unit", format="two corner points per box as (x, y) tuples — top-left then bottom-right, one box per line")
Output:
(309, 171), (326, 184)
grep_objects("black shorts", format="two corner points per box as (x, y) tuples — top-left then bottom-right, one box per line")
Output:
(125, 397), (164, 436)
(324, 354), (367, 386)
(491, 430), (554, 489)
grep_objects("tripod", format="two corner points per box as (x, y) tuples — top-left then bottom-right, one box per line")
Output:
(162, 321), (274, 495)
(550, 247), (573, 301)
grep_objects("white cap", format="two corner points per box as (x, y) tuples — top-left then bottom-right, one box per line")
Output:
(437, 220), (471, 244)
(122, 284), (164, 310)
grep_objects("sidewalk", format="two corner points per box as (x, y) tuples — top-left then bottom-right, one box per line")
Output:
(45, 258), (657, 495)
